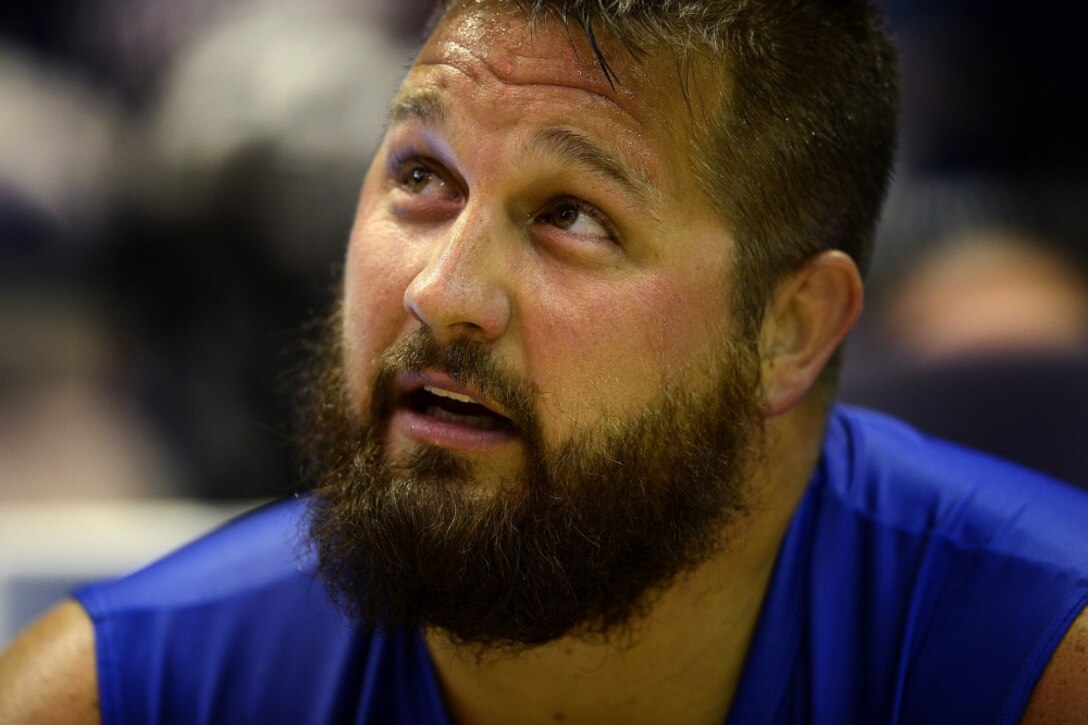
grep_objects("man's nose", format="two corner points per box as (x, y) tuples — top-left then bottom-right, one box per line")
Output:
(403, 209), (512, 342)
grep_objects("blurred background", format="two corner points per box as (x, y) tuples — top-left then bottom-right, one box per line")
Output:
(1, 0), (1087, 644)
(840, 0), (1088, 486)
(0, 0), (430, 645)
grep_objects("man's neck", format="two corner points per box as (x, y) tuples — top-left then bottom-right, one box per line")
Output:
(425, 409), (821, 724)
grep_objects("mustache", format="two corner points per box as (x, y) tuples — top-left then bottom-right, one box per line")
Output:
(371, 329), (539, 435)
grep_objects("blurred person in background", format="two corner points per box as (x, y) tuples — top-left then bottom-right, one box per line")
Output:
(3, 1), (1088, 723)
(0, 0), (422, 656)
(0, 0), (425, 500)
(0, 40), (181, 500)
(839, 0), (1088, 488)
(842, 180), (1088, 486)
(102, 0), (422, 499)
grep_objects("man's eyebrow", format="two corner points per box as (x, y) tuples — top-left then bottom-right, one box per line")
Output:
(387, 90), (449, 127)
(526, 127), (661, 209)
(386, 92), (661, 210)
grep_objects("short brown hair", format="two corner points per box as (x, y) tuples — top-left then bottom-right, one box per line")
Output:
(438, 0), (899, 340)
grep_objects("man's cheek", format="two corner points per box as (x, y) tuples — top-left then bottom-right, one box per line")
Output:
(521, 321), (651, 429)
(341, 285), (402, 413)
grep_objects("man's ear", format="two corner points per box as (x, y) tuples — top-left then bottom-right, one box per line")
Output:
(759, 250), (863, 416)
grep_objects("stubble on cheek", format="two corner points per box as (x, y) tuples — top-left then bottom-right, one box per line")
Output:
(340, 173), (429, 412)
(339, 280), (411, 418)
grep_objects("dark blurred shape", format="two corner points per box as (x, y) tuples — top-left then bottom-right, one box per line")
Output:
(855, 0), (1088, 488)
(866, 177), (1088, 296)
(1, 2), (423, 500)
(89, 4), (417, 499)
(0, 43), (184, 501)
(843, 179), (1088, 488)
(885, 0), (1088, 177)
(845, 353), (1088, 487)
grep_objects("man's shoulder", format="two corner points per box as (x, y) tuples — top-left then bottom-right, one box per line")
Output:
(741, 405), (1088, 721)
(77, 496), (316, 614)
(0, 601), (99, 724)
(73, 495), (343, 662)
(825, 404), (1088, 570)
(71, 497), (383, 722)
(1023, 603), (1088, 723)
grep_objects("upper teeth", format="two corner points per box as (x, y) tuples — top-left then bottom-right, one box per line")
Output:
(424, 385), (474, 404)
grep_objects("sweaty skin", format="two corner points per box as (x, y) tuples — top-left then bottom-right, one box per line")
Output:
(341, 5), (740, 494)
(339, 6), (829, 723)
(1, 5), (1085, 724)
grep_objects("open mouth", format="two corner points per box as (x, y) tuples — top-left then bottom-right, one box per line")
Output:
(404, 385), (515, 432)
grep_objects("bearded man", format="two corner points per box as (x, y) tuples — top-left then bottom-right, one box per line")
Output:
(2, 1), (1087, 722)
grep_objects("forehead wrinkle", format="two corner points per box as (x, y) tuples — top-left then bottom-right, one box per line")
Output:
(524, 126), (662, 215)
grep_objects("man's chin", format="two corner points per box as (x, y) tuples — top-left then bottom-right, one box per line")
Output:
(384, 435), (530, 491)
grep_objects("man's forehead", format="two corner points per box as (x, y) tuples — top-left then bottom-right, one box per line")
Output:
(384, 3), (721, 214)
(416, 3), (643, 105)
(396, 4), (708, 156)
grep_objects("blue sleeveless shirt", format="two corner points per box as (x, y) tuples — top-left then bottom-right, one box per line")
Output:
(75, 406), (1088, 723)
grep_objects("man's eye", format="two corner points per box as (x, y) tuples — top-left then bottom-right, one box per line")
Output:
(536, 200), (612, 240)
(397, 164), (453, 198)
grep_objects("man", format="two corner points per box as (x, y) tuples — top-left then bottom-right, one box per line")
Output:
(2, 0), (1087, 722)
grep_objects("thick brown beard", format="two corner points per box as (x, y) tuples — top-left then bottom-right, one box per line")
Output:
(300, 313), (766, 650)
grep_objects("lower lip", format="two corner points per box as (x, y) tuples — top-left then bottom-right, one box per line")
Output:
(389, 407), (519, 451)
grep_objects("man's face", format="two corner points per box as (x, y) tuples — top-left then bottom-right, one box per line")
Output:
(342, 6), (746, 480)
(306, 5), (766, 646)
